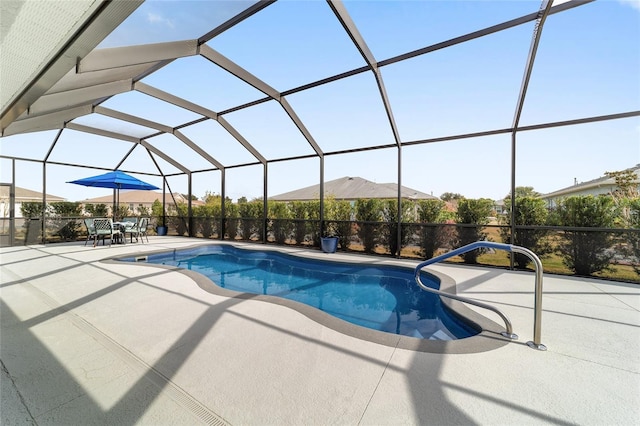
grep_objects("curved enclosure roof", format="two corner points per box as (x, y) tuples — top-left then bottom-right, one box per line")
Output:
(1, 0), (639, 203)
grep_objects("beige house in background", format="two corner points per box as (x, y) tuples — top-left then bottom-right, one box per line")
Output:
(0, 186), (66, 218)
(79, 190), (204, 216)
(541, 164), (640, 208)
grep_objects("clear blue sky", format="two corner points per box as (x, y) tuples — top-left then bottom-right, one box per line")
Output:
(1, 0), (639, 203)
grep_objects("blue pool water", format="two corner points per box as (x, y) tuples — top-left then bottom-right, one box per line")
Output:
(125, 245), (477, 340)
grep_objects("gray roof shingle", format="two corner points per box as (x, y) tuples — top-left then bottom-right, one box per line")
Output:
(270, 176), (438, 201)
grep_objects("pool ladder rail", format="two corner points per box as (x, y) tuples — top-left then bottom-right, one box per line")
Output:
(414, 241), (547, 351)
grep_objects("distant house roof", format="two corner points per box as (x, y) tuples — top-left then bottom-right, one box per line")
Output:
(541, 164), (640, 200)
(270, 176), (438, 202)
(0, 186), (65, 202)
(80, 190), (204, 206)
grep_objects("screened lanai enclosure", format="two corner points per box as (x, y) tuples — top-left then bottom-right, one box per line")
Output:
(1, 0), (639, 280)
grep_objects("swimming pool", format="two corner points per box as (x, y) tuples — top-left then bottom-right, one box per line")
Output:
(123, 244), (478, 341)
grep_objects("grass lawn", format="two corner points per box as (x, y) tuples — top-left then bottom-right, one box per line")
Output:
(394, 225), (640, 284)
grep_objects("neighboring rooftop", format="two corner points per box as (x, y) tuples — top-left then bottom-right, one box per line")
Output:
(542, 164), (640, 199)
(80, 189), (202, 206)
(270, 176), (438, 202)
(0, 185), (65, 202)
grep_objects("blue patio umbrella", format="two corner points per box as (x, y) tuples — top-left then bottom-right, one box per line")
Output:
(68, 170), (160, 218)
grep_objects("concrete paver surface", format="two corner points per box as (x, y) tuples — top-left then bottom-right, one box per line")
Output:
(1, 238), (638, 425)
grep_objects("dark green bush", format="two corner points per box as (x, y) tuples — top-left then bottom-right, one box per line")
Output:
(225, 201), (239, 240)
(49, 202), (83, 241)
(623, 197), (640, 275)
(324, 197), (353, 250)
(456, 198), (493, 264)
(169, 202), (189, 236)
(355, 199), (382, 253)
(84, 203), (108, 217)
(304, 200), (320, 246)
(417, 199), (446, 259)
(194, 204), (219, 238)
(380, 199), (412, 256)
(268, 201), (292, 244)
(500, 196), (552, 268)
(238, 200), (263, 241)
(290, 201), (309, 245)
(553, 195), (617, 276)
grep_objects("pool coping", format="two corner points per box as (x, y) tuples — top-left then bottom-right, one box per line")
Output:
(106, 241), (511, 354)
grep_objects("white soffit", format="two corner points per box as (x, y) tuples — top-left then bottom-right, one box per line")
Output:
(77, 40), (199, 73)
(28, 80), (133, 117)
(0, 0), (142, 131)
(3, 105), (93, 136)
(1, 0), (100, 111)
(47, 62), (161, 95)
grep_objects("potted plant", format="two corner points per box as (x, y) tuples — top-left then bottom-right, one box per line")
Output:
(320, 235), (338, 253)
(321, 222), (339, 253)
(156, 224), (168, 236)
(151, 199), (168, 236)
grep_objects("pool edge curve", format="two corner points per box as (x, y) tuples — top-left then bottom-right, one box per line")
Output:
(107, 242), (512, 354)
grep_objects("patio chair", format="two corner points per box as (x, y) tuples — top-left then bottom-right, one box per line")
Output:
(138, 217), (150, 243)
(92, 218), (122, 247)
(123, 217), (149, 243)
(83, 218), (96, 246)
(121, 217), (138, 243)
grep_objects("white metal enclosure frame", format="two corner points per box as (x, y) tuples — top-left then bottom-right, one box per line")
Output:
(1, 0), (639, 247)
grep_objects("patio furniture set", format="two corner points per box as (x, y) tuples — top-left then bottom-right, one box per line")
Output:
(84, 217), (150, 247)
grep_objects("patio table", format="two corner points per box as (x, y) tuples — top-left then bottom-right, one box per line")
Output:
(112, 222), (128, 244)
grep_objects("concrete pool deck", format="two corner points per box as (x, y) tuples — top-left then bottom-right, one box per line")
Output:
(1, 237), (638, 425)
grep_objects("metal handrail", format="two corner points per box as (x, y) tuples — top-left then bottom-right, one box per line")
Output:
(414, 241), (546, 351)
